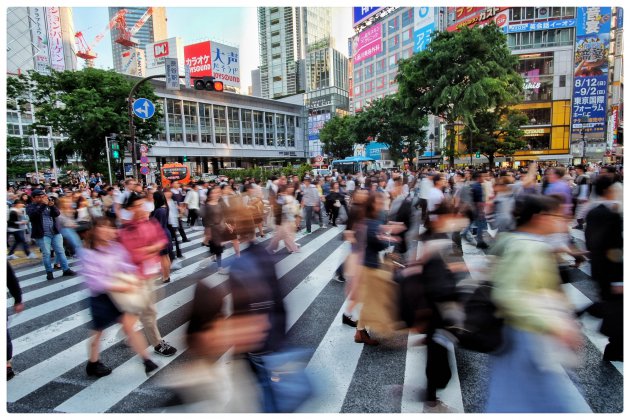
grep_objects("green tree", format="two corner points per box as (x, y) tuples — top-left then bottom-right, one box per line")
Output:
(463, 108), (529, 168)
(7, 136), (35, 179)
(352, 95), (427, 163)
(8, 68), (163, 174)
(397, 24), (523, 167)
(319, 115), (356, 159)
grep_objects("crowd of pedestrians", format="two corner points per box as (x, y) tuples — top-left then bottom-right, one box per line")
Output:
(6, 162), (623, 412)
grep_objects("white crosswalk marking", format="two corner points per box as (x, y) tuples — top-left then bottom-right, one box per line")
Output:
(6, 226), (623, 413)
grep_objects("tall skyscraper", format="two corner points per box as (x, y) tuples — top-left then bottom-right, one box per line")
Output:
(7, 7), (78, 75)
(108, 7), (167, 74)
(257, 7), (332, 99)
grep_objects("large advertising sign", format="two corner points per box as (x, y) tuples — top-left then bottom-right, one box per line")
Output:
(352, 24), (382, 64)
(146, 37), (182, 69)
(447, 7), (508, 32)
(120, 48), (146, 77)
(184, 41), (213, 79)
(449, 7), (485, 22)
(571, 7), (612, 141)
(413, 7), (434, 53)
(210, 41), (240, 90)
(353, 7), (383, 27)
(46, 7), (66, 72)
(29, 7), (50, 74)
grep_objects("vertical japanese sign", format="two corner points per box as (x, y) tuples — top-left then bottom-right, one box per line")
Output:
(46, 7), (65, 72)
(184, 41), (212, 82)
(413, 7), (434, 53)
(352, 24), (382, 64)
(29, 7), (50, 74)
(210, 42), (240, 90)
(165, 58), (180, 90)
(120, 48), (146, 77)
(571, 7), (612, 140)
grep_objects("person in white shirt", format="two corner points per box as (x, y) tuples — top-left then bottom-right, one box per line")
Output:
(164, 188), (185, 259)
(184, 183), (201, 228)
(114, 179), (137, 222)
(426, 174), (446, 221)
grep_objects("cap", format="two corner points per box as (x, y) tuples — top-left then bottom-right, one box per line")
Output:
(31, 189), (46, 197)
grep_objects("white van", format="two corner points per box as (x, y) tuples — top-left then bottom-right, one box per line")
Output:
(312, 168), (331, 178)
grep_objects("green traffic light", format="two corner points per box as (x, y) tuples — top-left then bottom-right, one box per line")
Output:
(183, 156), (188, 162)
(113, 151), (120, 159)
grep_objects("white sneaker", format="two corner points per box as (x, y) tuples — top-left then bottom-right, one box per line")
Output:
(27, 253), (39, 260)
(170, 261), (183, 271)
(7, 255), (18, 260)
(218, 267), (229, 275)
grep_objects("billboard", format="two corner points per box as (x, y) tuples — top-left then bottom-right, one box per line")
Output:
(184, 41), (213, 79)
(46, 7), (66, 72)
(571, 7), (612, 141)
(413, 7), (434, 53)
(449, 7), (485, 22)
(120, 48), (146, 77)
(447, 7), (508, 32)
(29, 7), (50, 74)
(146, 37), (183, 69)
(352, 24), (382, 64)
(507, 19), (576, 33)
(210, 41), (241, 90)
(353, 7), (383, 27)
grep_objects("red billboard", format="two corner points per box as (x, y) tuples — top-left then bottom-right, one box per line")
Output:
(449, 6), (485, 22)
(447, 7), (508, 32)
(184, 41), (212, 79)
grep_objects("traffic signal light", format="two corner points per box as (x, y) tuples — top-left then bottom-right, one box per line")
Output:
(183, 155), (188, 162)
(194, 77), (224, 92)
(476, 151), (481, 158)
(111, 141), (120, 160)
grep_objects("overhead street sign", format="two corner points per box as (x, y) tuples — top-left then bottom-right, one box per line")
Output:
(133, 98), (155, 119)
(140, 166), (150, 175)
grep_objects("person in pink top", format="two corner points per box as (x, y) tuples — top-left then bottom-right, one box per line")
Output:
(117, 192), (178, 358)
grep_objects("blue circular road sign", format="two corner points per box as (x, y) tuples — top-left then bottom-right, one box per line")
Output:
(133, 98), (155, 119)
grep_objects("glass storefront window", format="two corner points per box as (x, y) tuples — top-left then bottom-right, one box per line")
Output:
(286, 115), (295, 148)
(213, 105), (227, 144)
(521, 108), (552, 125)
(522, 75), (553, 102)
(242, 109), (253, 146)
(265, 113), (275, 146)
(167, 98), (183, 142)
(525, 133), (551, 150)
(276, 114), (286, 147)
(228, 107), (241, 145)
(199, 103), (213, 142)
(253, 111), (265, 146)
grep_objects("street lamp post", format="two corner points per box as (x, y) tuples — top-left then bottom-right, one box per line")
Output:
(31, 129), (40, 185)
(429, 134), (434, 167)
(469, 128), (473, 167)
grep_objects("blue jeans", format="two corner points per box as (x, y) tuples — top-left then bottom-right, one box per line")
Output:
(303, 206), (314, 232)
(247, 354), (277, 413)
(8, 230), (31, 256)
(36, 234), (69, 273)
(60, 227), (83, 255)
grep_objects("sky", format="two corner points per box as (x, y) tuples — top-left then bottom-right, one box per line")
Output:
(71, 7), (354, 91)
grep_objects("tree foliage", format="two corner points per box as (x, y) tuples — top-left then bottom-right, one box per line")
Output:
(7, 68), (163, 174)
(463, 107), (529, 167)
(319, 115), (356, 159)
(396, 23), (523, 167)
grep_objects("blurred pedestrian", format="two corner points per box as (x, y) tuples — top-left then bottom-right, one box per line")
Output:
(7, 263), (25, 380)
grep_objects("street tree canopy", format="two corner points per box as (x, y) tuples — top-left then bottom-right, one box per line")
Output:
(396, 23), (523, 167)
(319, 115), (356, 159)
(8, 68), (162, 174)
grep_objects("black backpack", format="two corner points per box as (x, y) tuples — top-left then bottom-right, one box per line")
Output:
(450, 281), (504, 353)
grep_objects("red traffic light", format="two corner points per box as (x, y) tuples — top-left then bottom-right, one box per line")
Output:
(194, 77), (224, 92)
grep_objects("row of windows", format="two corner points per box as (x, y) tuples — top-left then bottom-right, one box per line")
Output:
(508, 28), (575, 50)
(510, 7), (576, 22)
(354, 47), (413, 83)
(162, 98), (298, 148)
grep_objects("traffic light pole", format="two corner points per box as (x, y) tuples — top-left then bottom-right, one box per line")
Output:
(105, 135), (113, 185)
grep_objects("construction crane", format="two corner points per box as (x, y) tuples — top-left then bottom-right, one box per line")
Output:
(75, 8), (127, 67)
(115, 7), (154, 48)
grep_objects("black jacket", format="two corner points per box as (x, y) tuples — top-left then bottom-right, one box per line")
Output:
(26, 203), (60, 239)
(7, 263), (23, 305)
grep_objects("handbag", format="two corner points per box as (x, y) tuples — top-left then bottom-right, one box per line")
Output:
(260, 348), (313, 413)
(333, 199), (341, 208)
(107, 272), (152, 315)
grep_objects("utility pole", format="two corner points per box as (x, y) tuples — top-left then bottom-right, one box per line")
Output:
(31, 129), (39, 185)
(105, 136), (113, 185)
(48, 127), (58, 182)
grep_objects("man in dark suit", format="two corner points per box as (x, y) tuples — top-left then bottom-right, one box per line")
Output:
(585, 175), (623, 361)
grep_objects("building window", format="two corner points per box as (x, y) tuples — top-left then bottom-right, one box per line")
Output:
(376, 58), (386, 75)
(183, 101), (198, 142)
(286, 115), (295, 148)
(214, 105), (227, 144)
(253, 111), (265, 146)
(402, 8), (413, 27)
(7, 124), (21, 135)
(559, 75), (566, 88)
(388, 15), (399, 35)
(354, 68), (363, 83)
(365, 80), (373, 93)
(365, 63), (374, 78)
(402, 28), (413, 45)
(388, 53), (399, 69)
(265, 113), (275, 146)
(228, 107), (241, 145)
(375, 40), (387, 58)
(242, 109), (253, 145)
(376, 76), (386, 90)
(526, 133), (551, 150)
(199, 103), (213, 143)
(354, 84), (362, 96)
(389, 71), (398, 85)
(166, 98), (183, 142)
(388, 34), (400, 51)
(522, 108), (552, 125)
(276, 114), (286, 147)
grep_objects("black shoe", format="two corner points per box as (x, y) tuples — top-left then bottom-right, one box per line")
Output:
(476, 241), (489, 249)
(342, 314), (358, 328)
(144, 359), (159, 376)
(7, 366), (15, 381)
(46, 271), (54, 281)
(154, 340), (177, 357)
(182, 239), (190, 243)
(86, 360), (112, 378)
(62, 269), (76, 277)
(332, 273), (346, 283)
(162, 277), (171, 284)
(572, 224), (584, 230)
(54, 263), (61, 270)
